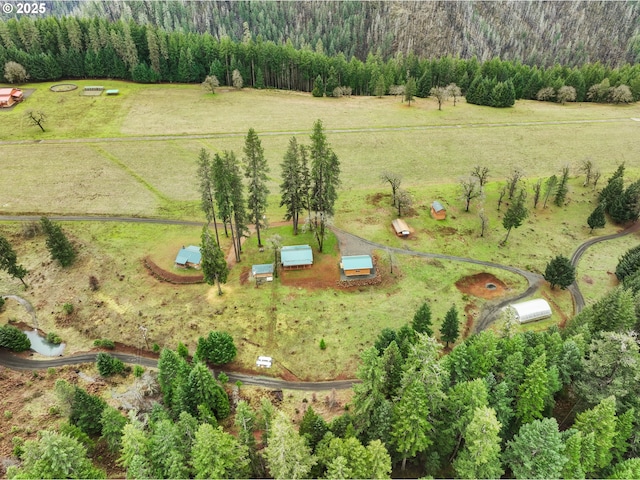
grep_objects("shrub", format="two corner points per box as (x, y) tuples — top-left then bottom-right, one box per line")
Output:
(95, 353), (125, 377)
(218, 372), (229, 384)
(319, 338), (327, 350)
(195, 331), (237, 365)
(133, 365), (144, 378)
(93, 339), (115, 349)
(11, 436), (24, 457)
(46, 332), (62, 345)
(88, 276), (99, 291)
(21, 221), (41, 239)
(4, 410), (12, 419)
(0, 325), (31, 352)
(152, 343), (160, 353)
(62, 303), (73, 315)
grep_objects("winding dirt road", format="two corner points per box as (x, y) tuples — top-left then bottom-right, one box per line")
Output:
(0, 214), (637, 388)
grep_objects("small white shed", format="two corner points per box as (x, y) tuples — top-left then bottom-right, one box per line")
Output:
(508, 299), (552, 324)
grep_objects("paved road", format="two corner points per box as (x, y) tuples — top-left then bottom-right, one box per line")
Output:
(568, 221), (640, 313)
(0, 349), (358, 391)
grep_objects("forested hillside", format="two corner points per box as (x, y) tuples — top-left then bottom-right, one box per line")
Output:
(58, 0), (640, 67)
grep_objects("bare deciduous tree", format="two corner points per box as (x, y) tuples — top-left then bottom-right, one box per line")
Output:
(506, 167), (525, 199)
(556, 86), (576, 105)
(497, 186), (507, 211)
(3, 61), (28, 84)
(430, 86), (450, 111)
(536, 87), (555, 101)
(389, 85), (405, 100)
(25, 110), (46, 132)
(232, 69), (243, 89)
(471, 165), (490, 187)
(380, 171), (402, 207)
(532, 179), (542, 208)
(201, 75), (219, 94)
(459, 176), (483, 212)
(579, 158), (595, 186)
(478, 208), (489, 237)
(592, 170), (602, 190)
(447, 83), (462, 106)
(396, 189), (413, 217)
(610, 84), (633, 104)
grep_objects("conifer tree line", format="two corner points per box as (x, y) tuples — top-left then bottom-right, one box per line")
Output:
(2, 16), (640, 105)
(198, 120), (339, 275)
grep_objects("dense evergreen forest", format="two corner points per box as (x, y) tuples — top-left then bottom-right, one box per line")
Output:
(50, 1), (640, 67)
(2, 14), (640, 105)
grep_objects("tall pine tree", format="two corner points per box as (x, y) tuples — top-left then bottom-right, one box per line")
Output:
(243, 128), (269, 247)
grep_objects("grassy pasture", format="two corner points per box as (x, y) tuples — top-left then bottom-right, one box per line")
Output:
(1, 82), (639, 220)
(335, 176), (626, 274)
(0, 221), (525, 379)
(576, 232), (640, 305)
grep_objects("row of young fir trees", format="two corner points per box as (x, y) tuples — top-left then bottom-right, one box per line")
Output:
(196, 119), (340, 294)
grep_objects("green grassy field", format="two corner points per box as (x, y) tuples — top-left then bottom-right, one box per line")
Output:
(1, 81), (639, 216)
(0, 82), (638, 378)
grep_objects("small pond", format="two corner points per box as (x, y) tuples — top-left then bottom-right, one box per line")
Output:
(23, 330), (66, 356)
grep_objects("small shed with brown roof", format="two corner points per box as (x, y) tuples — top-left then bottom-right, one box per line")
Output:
(0, 88), (23, 108)
(392, 218), (410, 237)
(430, 201), (446, 220)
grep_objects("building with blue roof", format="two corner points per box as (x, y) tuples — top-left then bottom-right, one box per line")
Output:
(431, 200), (447, 220)
(341, 255), (374, 277)
(252, 263), (274, 282)
(280, 245), (313, 269)
(175, 245), (202, 269)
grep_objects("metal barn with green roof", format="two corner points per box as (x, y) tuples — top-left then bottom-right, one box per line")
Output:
(280, 245), (313, 269)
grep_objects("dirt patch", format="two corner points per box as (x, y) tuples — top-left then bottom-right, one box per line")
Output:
(280, 253), (339, 290)
(542, 291), (570, 327)
(438, 226), (458, 236)
(455, 272), (509, 300)
(239, 267), (250, 285)
(143, 256), (204, 284)
(582, 275), (593, 285)
(366, 192), (389, 206)
(462, 303), (477, 339)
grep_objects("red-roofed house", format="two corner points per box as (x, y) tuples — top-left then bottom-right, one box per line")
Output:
(0, 88), (23, 108)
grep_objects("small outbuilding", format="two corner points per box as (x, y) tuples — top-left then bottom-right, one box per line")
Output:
(341, 255), (374, 277)
(392, 218), (410, 237)
(252, 263), (274, 282)
(508, 299), (552, 324)
(431, 201), (446, 220)
(175, 245), (202, 269)
(0, 88), (23, 108)
(280, 245), (313, 269)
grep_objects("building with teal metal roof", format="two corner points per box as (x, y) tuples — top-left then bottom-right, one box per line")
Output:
(175, 245), (201, 268)
(280, 245), (313, 269)
(341, 255), (373, 277)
